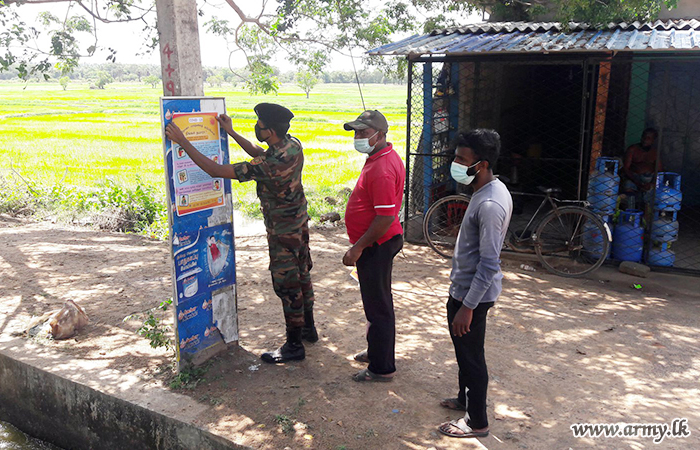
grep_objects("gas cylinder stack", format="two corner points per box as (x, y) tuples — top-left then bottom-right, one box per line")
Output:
(647, 173), (682, 267)
(583, 158), (618, 259)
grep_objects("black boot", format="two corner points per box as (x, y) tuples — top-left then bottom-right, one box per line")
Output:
(261, 328), (305, 364)
(301, 309), (318, 343)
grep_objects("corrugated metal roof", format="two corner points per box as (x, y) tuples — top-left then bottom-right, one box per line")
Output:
(369, 20), (700, 56)
(434, 19), (700, 34)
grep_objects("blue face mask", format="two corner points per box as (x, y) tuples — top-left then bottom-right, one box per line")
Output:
(451, 160), (481, 185)
(354, 131), (379, 154)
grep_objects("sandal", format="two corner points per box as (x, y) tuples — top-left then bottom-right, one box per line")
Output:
(352, 368), (393, 382)
(440, 397), (467, 411)
(353, 350), (369, 363)
(438, 418), (489, 438)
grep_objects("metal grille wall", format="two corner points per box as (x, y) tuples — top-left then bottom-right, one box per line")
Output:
(405, 55), (700, 274)
(404, 58), (588, 248)
(586, 58), (700, 273)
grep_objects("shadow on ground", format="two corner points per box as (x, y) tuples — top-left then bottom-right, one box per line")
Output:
(1, 216), (698, 449)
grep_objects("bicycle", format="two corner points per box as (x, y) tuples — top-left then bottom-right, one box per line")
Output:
(422, 186), (612, 277)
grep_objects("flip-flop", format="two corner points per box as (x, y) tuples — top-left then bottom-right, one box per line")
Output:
(438, 418), (489, 438)
(353, 350), (369, 363)
(352, 368), (393, 382)
(440, 397), (467, 411)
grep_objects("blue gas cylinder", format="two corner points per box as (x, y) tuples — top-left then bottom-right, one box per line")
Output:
(647, 241), (675, 267)
(654, 172), (682, 211)
(587, 158), (620, 214)
(612, 210), (644, 262)
(651, 210), (679, 242)
(583, 214), (612, 260)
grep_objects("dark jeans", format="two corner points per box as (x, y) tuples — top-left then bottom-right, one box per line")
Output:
(356, 234), (403, 375)
(447, 296), (494, 429)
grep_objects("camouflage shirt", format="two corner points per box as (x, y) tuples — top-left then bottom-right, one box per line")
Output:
(232, 135), (308, 235)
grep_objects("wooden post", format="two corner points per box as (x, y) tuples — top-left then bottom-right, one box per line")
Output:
(589, 60), (611, 172)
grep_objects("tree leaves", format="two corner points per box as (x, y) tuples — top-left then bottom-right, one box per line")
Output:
(0, 0), (677, 88)
(552, 0), (678, 26)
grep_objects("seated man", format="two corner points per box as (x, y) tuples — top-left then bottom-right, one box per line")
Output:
(622, 128), (661, 210)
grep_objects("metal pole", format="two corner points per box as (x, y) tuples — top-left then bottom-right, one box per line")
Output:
(404, 59), (413, 228)
(576, 59), (589, 200)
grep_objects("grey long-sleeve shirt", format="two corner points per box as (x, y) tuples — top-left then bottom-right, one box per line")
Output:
(449, 179), (513, 309)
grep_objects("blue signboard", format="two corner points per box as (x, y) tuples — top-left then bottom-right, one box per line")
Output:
(160, 97), (238, 368)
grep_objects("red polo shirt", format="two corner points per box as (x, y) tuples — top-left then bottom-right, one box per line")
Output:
(345, 143), (405, 245)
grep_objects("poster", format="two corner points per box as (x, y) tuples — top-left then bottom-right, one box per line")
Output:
(171, 112), (225, 216)
(161, 97), (238, 369)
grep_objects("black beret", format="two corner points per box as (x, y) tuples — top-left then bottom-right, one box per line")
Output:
(254, 103), (294, 125)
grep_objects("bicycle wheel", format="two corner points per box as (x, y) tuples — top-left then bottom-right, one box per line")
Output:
(423, 194), (471, 258)
(534, 206), (610, 277)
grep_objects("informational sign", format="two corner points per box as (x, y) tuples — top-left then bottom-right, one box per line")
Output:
(160, 97), (238, 370)
(171, 112), (225, 216)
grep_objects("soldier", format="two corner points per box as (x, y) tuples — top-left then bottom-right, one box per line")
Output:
(165, 103), (318, 364)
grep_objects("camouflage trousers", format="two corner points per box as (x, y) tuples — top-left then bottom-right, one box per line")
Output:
(267, 224), (315, 329)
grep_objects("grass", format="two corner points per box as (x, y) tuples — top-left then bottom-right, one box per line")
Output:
(0, 81), (407, 231)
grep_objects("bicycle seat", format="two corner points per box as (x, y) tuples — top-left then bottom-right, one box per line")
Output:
(537, 186), (562, 194)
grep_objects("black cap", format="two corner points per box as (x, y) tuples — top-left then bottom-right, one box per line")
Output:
(254, 103), (294, 125)
(343, 110), (388, 133)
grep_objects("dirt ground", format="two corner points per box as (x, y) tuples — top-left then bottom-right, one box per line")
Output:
(1, 214), (699, 450)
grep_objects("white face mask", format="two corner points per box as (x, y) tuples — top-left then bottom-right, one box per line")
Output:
(354, 131), (379, 154)
(451, 160), (481, 185)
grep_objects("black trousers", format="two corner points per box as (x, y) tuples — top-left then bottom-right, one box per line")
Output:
(447, 296), (494, 430)
(356, 234), (403, 375)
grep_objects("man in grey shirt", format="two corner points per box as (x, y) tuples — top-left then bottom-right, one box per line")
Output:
(437, 129), (513, 439)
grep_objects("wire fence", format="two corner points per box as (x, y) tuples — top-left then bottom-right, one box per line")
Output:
(405, 56), (700, 274)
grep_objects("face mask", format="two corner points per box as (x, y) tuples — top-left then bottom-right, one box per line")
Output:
(353, 131), (379, 154)
(451, 160), (481, 185)
(255, 124), (271, 142)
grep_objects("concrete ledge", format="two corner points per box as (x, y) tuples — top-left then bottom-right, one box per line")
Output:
(0, 352), (247, 450)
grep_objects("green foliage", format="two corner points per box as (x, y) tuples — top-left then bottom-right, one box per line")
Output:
(0, 170), (168, 238)
(484, 0), (678, 25)
(95, 70), (113, 89)
(206, 74), (224, 87)
(295, 69), (319, 98)
(1, 81), (406, 227)
(0, 0), (678, 89)
(169, 363), (210, 390)
(552, 0), (678, 26)
(274, 414), (295, 434)
(59, 76), (70, 90)
(123, 298), (173, 351)
(246, 61), (280, 95)
(92, 178), (166, 232)
(0, 174), (33, 215)
(143, 74), (160, 88)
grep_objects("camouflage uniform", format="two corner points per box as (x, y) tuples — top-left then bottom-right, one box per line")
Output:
(232, 135), (315, 329)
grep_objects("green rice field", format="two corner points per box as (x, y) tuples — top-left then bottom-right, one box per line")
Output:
(0, 81), (408, 219)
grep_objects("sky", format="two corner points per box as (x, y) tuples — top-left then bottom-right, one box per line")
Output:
(13, 1), (483, 71)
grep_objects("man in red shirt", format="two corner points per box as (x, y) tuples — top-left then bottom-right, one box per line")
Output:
(343, 110), (405, 382)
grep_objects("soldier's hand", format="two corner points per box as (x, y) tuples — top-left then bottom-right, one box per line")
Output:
(216, 114), (234, 135)
(342, 246), (363, 266)
(165, 123), (188, 147)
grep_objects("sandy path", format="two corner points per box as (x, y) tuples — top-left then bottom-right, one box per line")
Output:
(1, 215), (698, 449)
